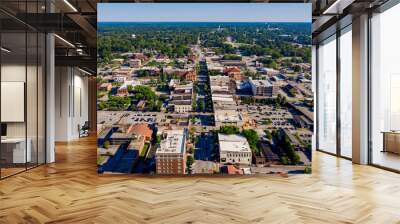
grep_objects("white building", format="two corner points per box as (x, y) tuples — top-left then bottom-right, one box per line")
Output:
(209, 75), (235, 94)
(169, 79), (180, 89)
(212, 94), (237, 110)
(172, 101), (192, 113)
(112, 74), (127, 83)
(214, 110), (243, 128)
(156, 129), (187, 175)
(249, 78), (277, 97)
(218, 134), (252, 165)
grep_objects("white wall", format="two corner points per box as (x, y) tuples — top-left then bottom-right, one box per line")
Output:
(55, 66), (89, 141)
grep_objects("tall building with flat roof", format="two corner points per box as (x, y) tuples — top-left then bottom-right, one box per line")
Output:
(249, 78), (278, 97)
(156, 129), (187, 174)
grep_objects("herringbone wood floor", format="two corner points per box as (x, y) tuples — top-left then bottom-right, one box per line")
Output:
(1, 136), (400, 224)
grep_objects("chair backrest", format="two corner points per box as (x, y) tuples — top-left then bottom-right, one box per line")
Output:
(82, 121), (90, 129)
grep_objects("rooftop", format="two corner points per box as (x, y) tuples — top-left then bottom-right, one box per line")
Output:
(156, 129), (186, 154)
(212, 94), (235, 103)
(218, 134), (251, 153)
(250, 79), (273, 87)
(214, 110), (242, 122)
(210, 75), (230, 85)
(110, 132), (132, 139)
(224, 67), (241, 73)
(171, 100), (192, 105)
(99, 83), (111, 87)
(98, 127), (113, 139)
(127, 123), (153, 138)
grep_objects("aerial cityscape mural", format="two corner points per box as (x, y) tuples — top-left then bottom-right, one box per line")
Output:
(96, 3), (313, 175)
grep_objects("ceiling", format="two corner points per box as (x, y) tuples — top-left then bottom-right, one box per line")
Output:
(0, 0), (98, 73)
(311, 0), (391, 41)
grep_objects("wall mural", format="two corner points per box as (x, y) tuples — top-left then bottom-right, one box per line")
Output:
(96, 3), (313, 175)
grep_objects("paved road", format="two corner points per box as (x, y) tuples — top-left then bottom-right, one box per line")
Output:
(196, 60), (213, 113)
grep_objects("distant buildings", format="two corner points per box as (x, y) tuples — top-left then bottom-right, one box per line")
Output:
(181, 70), (196, 82)
(111, 58), (124, 64)
(209, 75), (235, 94)
(97, 29), (313, 175)
(220, 60), (246, 67)
(258, 67), (280, 76)
(128, 135), (146, 156)
(112, 75), (127, 83)
(127, 123), (153, 141)
(205, 51), (216, 57)
(218, 134), (252, 165)
(168, 79), (180, 89)
(209, 74), (244, 128)
(284, 83), (299, 97)
(224, 66), (241, 75)
(293, 115), (313, 130)
(129, 59), (141, 68)
(156, 129), (187, 174)
(249, 78), (278, 97)
(220, 165), (244, 175)
(255, 142), (280, 165)
(98, 83), (112, 92)
(212, 94), (237, 110)
(224, 66), (243, 80)
(289, 103), (314, 128)
(172, 101), (192, 113)
(131, 52), (148, 62)
(137, 66), (161, 76)
(163, 67), (196, 81)
(117, 85), (128, 96)
(170, 83), (193, 113)
(112, 67), (132, 82)
(214, 110), (243, 128)
(109, 131), (132, 145)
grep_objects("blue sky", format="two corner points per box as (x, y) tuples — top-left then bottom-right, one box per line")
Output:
(98, 3), (311, 23)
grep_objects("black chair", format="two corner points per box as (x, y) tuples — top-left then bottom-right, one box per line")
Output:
(79, 121), (90, 138)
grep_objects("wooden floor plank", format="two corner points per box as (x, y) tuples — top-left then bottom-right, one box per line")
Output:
(0, 136), (399, 224)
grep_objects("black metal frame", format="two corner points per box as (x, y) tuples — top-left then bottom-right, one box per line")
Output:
(0, 0), (48, 180)
(315, 22), (353, 162)
(316, 0), (400, 172)
(367, 0), (400, 172)
(336, 27), (341, 157)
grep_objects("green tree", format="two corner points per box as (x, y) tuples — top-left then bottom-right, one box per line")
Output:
(273, 130), (300, 165)
(269, 61), (279, 70)
(198, 98), (205, 112)
(186, 155), (194, 174)
(219, 126), (240, 135)
(132, 85), (160, 111)
(103, 141), (110, 149)
(293, 64), (302, 72)
(192, 100), (197, 111)
(127, 85), (134, 92)
(156, 135), (162, 144)
(264, 130), (272, 140)
(241, 129), (260, 154)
